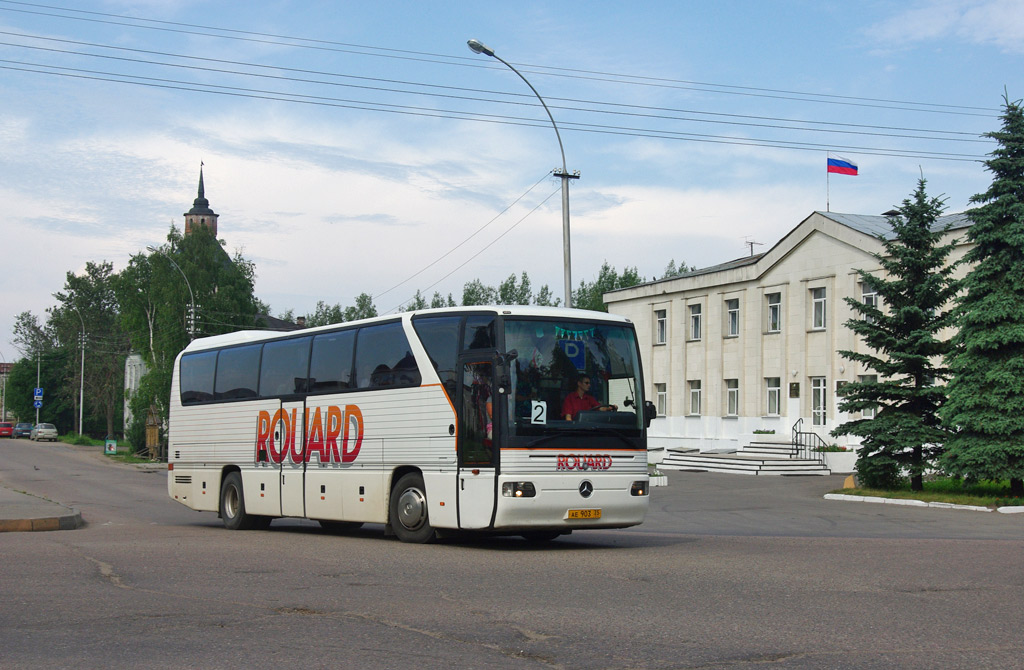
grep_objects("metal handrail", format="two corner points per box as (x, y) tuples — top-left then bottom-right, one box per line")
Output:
(791, 418), (828, 468)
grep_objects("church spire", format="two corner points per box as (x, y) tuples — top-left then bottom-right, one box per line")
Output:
(184, 162), (219, 237)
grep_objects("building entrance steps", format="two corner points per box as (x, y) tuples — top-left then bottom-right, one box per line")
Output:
(660, 441), (830, 476)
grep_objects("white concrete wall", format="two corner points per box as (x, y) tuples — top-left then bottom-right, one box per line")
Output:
(608, 211), (972, 457)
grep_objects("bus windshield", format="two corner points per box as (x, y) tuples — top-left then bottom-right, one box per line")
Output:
(504, 318), (644, 437)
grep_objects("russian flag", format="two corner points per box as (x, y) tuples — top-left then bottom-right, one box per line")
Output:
(827, 153), (858, 176)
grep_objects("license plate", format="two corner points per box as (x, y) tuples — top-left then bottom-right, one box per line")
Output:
(567, 509), (602, 520)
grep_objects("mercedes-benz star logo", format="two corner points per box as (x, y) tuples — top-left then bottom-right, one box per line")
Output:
(579, 480), (594, 498)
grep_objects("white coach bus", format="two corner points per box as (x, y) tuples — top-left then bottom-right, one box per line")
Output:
(167, 306), (656, 543)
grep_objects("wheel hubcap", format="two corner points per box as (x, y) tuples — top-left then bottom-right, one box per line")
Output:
(396, 487), (426, 531)
(225, 487), (239, 518)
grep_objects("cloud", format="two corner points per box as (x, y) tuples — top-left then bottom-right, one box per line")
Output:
(868, 0), (1024, 54)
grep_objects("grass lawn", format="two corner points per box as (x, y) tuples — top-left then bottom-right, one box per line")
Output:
(59, 433), (154, 464)
(836, 478), (1024, 508)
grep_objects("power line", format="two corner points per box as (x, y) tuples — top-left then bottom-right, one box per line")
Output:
(385, 187), (562, 314)
(373, 173), (555, 303)
(0, 32), (990, 144)
(0, 62), (987, 162)
(0, 0), (999, 116)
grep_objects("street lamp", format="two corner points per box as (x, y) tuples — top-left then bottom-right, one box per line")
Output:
(147, 246), (197, 339)
(467, 38), (579, 308)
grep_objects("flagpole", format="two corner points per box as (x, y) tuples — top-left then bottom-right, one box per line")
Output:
(826, 152), (830, 212)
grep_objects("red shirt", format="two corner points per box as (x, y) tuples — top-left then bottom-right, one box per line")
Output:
(562, 391), (600, 420)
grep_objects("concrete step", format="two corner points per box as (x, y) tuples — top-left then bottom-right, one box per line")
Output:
(662, 449), (830, 476)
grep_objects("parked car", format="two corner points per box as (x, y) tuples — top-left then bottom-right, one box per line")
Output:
(30, 423), (58, 442)
(0, 422), (13, 438)
(13, 422), (32, 438)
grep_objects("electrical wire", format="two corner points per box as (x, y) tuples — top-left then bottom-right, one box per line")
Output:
(0, 62), (987, 162)
(372, 172), (554, 303)
(0, 0), (999, 115)
(385, 186), (561, 314)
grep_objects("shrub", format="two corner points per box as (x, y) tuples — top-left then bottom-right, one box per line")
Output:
(856, 451), (903, 489)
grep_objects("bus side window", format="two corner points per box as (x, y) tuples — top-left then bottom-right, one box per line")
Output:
(259, 336), (311, 397)
(180, 351), (217, 404)
(214, 345), (261, 400)
(464, 316), (495, 351)
(309, 329), (356, 393)
(412, 316), (460, 399)
(355, 322), (422, 389)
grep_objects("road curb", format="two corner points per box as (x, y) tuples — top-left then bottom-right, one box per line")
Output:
(824, 492), (1023, 514)
(0, 484), (85, 532)
(0, 508), (83, 532)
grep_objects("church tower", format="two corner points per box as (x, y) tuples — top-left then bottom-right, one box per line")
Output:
(184, 164), (219, 237)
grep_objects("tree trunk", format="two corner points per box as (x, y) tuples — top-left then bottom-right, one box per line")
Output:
(911, 446), (923, 491)
(1011, 478), (1023, 498)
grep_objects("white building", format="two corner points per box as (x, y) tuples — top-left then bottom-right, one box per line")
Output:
(605, 210), (972, 459)
(124, 353), (147, 433)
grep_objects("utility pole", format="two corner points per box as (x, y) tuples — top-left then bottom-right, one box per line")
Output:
(35, 350), (40, 425)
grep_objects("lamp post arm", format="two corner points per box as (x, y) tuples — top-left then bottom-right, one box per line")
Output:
(148, 246), (196, 339)
(467, 39), (576, 308)
(488, 53), (567, 172)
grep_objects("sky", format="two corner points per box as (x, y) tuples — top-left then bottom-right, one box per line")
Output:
(0, 0), (1021, 365)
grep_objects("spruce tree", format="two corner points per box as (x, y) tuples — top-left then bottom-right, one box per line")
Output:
(941, 96), (1024, 497)
(833, 178), (958, 491)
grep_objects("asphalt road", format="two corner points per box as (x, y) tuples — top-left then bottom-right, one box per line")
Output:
(2, 440), (1022, 669)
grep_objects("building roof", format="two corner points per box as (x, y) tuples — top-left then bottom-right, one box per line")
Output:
(605, 209), (973, 299)
(821, 211), (972, 239)
(185, 165), (217, 217)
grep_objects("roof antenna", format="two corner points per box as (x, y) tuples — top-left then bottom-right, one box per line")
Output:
(742, 236), (764, 257)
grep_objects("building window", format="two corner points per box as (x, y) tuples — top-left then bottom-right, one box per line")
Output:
(688, 380), (702, 415)
(811, 288), (827, 330)
(725, 298), (740, 337)
(726, 379), (739, 417)
(654, 309), (667, 345)
(767, 292), (781, 333)
(766, 377), (781, 416)
(655, 383), (667, 416)
(861, 283), (878, 324)
(811, 377), (827, 426)
(689, 304), (702, 340)
(859, 374), (878, 418)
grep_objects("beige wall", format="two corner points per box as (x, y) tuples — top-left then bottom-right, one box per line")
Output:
(606, 211), (972, 455)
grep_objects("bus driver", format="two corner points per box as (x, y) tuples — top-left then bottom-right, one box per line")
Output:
(562, 374), (617, 420)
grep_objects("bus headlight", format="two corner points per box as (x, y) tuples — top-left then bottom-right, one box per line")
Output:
(502, 482), (536, 497)
(630, 481), (648, 496)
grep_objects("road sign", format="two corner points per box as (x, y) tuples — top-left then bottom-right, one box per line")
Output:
(34, 387), (43, 400)
(33, 400), (42, 409)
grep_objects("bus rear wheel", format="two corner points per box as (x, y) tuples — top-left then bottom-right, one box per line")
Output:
(220, 472), (269, 530)
(389, 473), (435, 543)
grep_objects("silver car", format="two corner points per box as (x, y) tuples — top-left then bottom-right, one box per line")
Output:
(30, 423), (58, 442)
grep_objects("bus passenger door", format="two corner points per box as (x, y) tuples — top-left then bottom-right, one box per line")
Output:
(457, 359), (497, 529)
(278, 399), (307, 518)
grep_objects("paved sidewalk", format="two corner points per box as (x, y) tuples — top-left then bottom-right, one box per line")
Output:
(0, 484), (83, 532)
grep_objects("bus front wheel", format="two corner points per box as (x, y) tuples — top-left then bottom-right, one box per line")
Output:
(389, 473), (435, 543)
(220, 472), (269, 530)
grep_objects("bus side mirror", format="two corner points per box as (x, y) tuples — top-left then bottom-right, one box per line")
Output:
(643, 401), (657, 428)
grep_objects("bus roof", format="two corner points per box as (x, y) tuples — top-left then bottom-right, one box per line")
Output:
(180, 305), (632, 354)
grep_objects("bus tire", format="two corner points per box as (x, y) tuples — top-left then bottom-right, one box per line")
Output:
(220, 471), (259, 531)
(389, 472), (435, 543)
